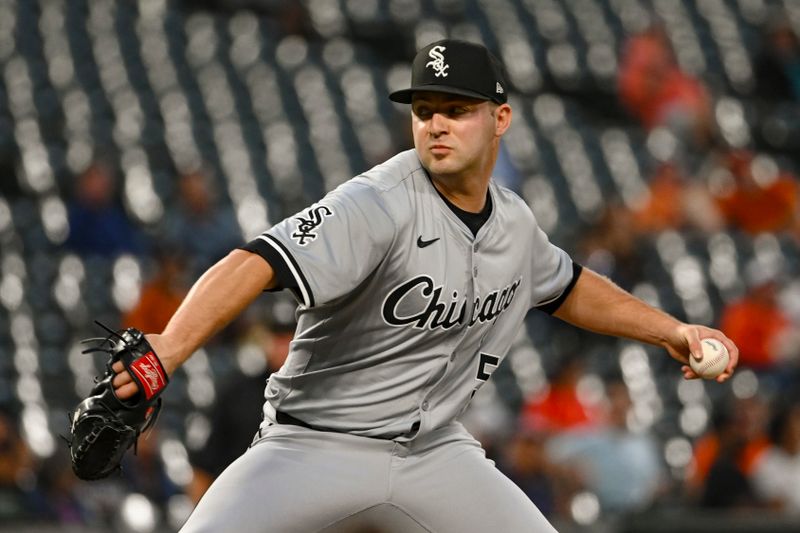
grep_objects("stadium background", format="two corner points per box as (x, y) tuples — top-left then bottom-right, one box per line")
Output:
(1, 0), (800, 531)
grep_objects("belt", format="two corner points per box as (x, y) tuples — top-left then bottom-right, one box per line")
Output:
(274, 410), (419, 440)
(275, 409), (324, 430)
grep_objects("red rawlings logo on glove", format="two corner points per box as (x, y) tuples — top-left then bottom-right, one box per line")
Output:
(129, 351), (167, 400)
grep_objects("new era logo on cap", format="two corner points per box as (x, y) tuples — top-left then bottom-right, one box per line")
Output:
(389, 39), (509, 104)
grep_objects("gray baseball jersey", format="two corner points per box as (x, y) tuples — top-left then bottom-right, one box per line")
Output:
(182, 149), (574, 533)
(243, 149), (575, 439)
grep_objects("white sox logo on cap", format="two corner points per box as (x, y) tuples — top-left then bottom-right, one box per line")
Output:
(425, 45), (449, 78)
(388, 40), (509, 104)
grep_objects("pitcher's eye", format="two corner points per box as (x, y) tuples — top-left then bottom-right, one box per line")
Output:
(413, 107), (431, 119)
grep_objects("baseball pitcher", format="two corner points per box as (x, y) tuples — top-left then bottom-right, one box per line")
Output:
(106, 40), (739, 532)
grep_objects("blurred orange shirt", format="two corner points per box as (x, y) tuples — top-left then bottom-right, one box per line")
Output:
(720, 297), (791, 369)
(688, 433), (770, 489)
(633, 164), (686, 232)
(715, 175), (798, 235)
(523, 386), (600, 432)
(123, 280), (184, 334)
(618, 32), (708, 130)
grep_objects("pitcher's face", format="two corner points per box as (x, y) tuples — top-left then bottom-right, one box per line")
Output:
(411, 92), (510, 181)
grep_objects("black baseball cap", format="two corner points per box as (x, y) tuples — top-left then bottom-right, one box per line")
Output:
(389, 39), (508, 105)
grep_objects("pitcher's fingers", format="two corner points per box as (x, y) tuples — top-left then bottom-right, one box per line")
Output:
(112, 370), (133, 389)
(686, 330), (704, 362)
(722, 339), (739, 376)
(715, 365), (735, 383)
(112, 361), (124, 373)
(681, 365), (700, 380)
(115, 382), (139, 400)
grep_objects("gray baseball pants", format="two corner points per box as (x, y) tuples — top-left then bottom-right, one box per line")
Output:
(179, 421), (558, 532)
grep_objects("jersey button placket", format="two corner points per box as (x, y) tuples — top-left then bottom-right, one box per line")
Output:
(418, 238), (476, 433)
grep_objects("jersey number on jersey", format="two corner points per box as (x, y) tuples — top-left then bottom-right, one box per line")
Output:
(475, 352), (500, 381)
(470, 352), (501, 399)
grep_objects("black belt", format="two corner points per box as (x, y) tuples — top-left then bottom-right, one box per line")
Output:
(274, 410), (419, 440)
(275, 410), (321, 430)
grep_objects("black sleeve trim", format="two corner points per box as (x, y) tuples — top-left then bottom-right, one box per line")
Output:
(535, 262), (584, 315)
(239, 241), (296, 290)
(239, 234), (315, 307)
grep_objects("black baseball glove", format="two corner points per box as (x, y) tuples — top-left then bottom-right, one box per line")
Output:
(68, 323), (169, 480)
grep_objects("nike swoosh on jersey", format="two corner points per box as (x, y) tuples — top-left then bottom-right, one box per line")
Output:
(417, 236), (440, 248)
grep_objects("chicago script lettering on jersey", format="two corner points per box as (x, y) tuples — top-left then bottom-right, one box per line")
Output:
(382, 275), (521, 331)
(291, 206), (334, 246)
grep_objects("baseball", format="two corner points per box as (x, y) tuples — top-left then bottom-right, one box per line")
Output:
(690, 338), (730, 379)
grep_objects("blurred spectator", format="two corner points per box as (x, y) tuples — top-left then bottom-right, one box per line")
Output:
(719, 269), (795, 371)
(754, 15), (800, 102)
(750, 398), (800, 512)
(522, 354), (601, 433)
(122, 247), (190, 334)
(499, 424), (564, 519)
(119, 427), (182, 519)
(631, 162), (723, 235)
(751, 12), (800, 160)
(492, 140), (524, 194)
(0, 412), (47, 522)
(163, 169), (242, 278)
(188, 299), (295, 503)
(65, 160), (145, 257)
(37, 450), (89, 524)
(618, 24), (712, 144)
(686, 395), (770, 509)
(577, 201), (643, 291)
(545, 377), (664, 515)
(708, 149), (800, 237)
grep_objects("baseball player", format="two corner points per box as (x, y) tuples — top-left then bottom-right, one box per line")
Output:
(111, 40), (739, 532)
